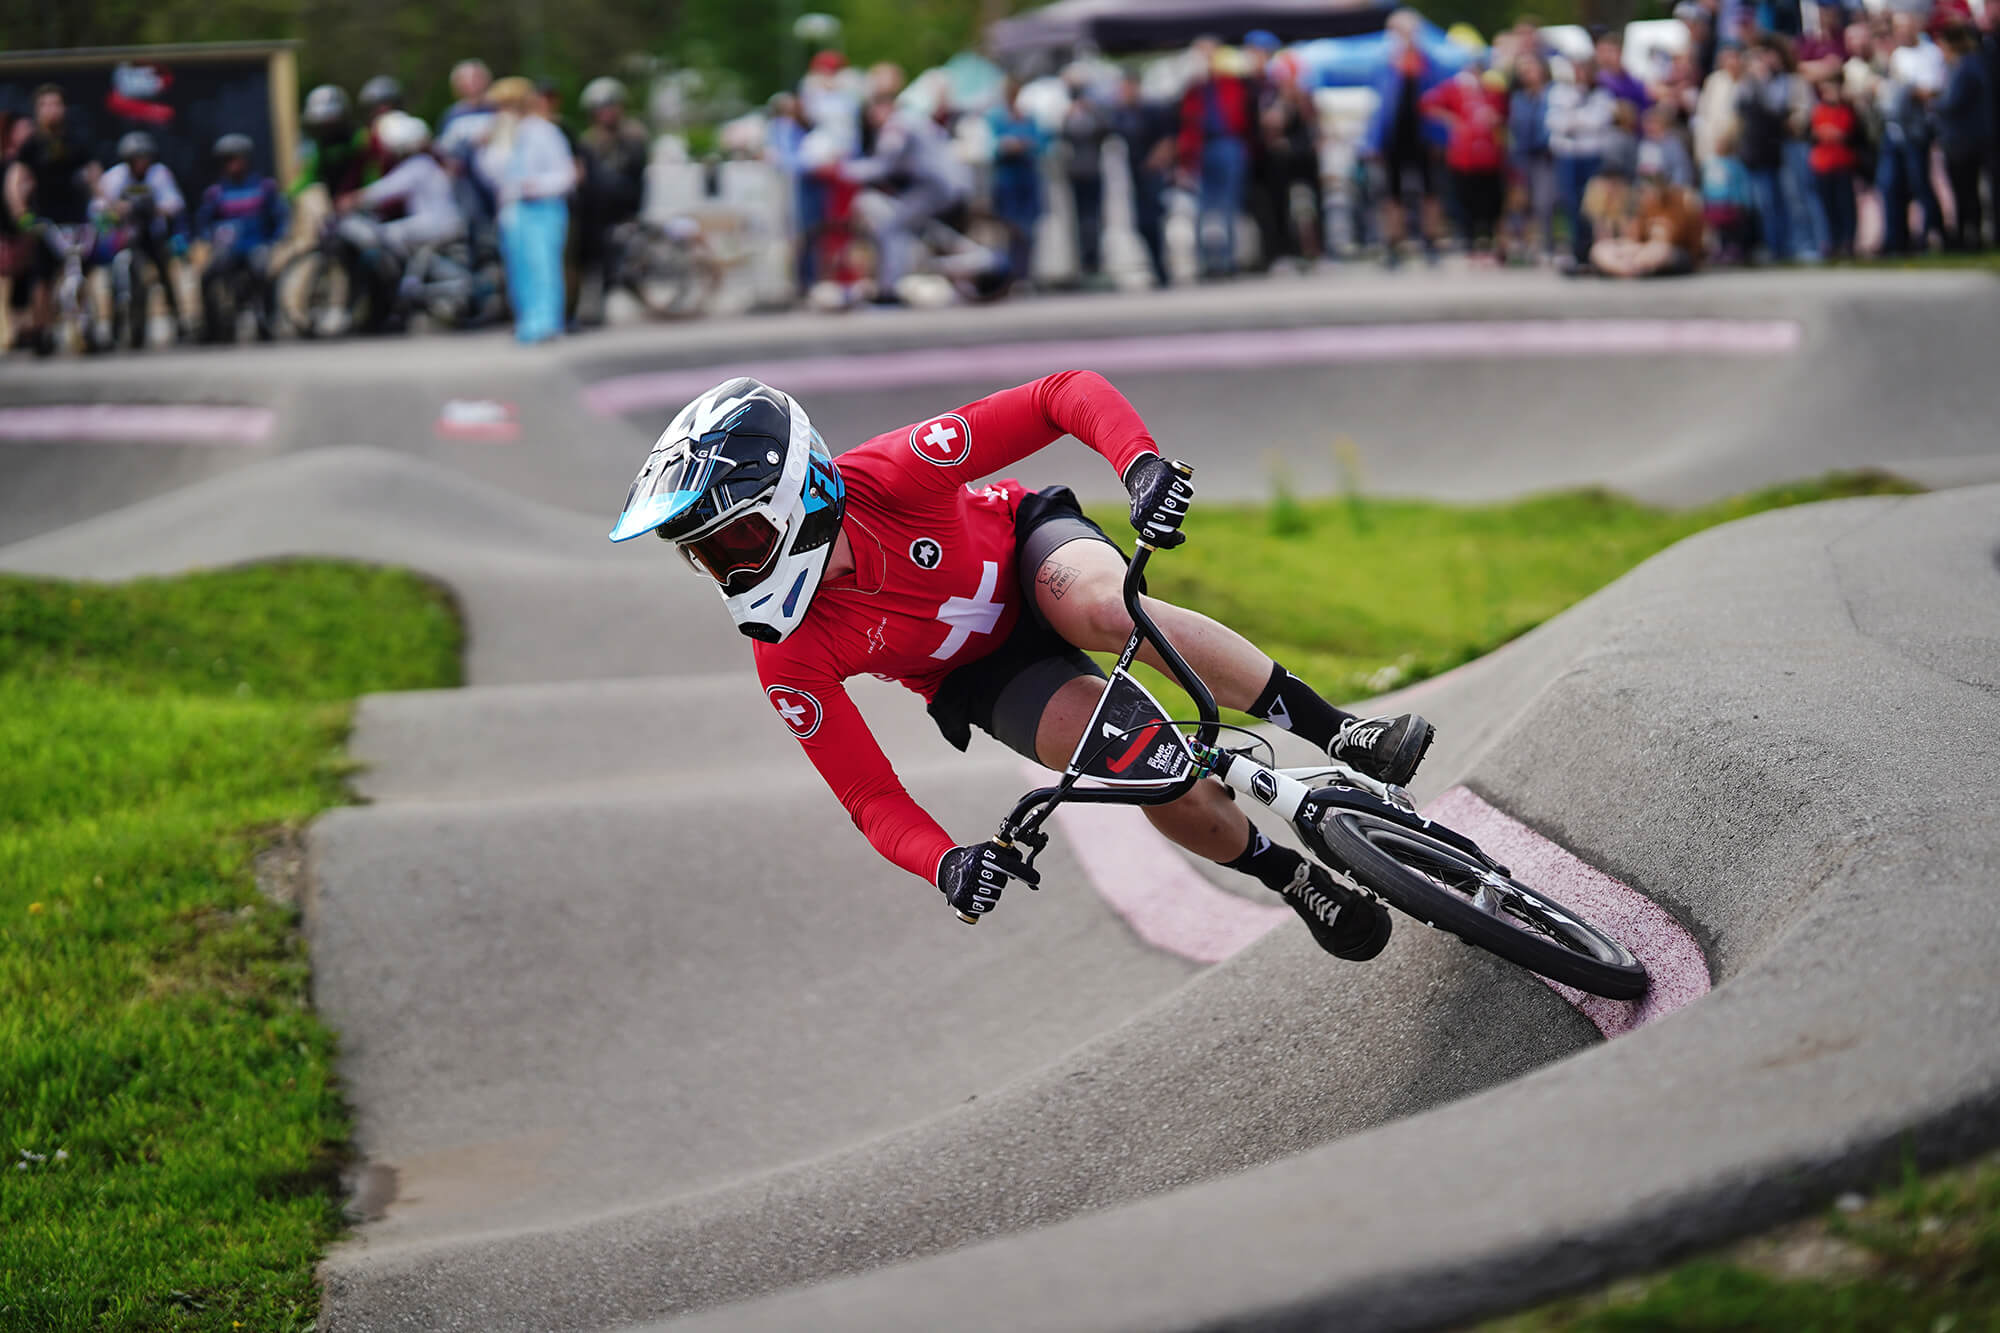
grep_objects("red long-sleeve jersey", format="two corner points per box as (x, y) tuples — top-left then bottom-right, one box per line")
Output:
(752, 371), (1159, 884)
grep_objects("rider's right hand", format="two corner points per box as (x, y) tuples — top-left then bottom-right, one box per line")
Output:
(937, 841), (1040, 923)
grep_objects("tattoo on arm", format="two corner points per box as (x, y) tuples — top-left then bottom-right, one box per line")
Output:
(1036, 562), (1080, 600)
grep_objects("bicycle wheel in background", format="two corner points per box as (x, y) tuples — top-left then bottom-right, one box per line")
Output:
(623, 224), (716, 319)
(275, 248), (362, 339)
(111, 250), (152, 350)
(1317, 807), (1649, 1000)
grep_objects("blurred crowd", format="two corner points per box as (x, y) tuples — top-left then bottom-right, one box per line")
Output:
(5, 0), (1997, 354)
(752, 0), (2000, 290)
(1, 63), (652, 354)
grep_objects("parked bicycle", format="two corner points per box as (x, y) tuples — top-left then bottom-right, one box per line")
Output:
(37, 222), (107, 356)
(981, 461), (1650, 1001)
(274, 214), (504, 339)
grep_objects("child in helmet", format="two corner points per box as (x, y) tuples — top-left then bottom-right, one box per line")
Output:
(195, 133), (289, 341)
(334, 110), (463, 329)
(92, 130), (190, 340)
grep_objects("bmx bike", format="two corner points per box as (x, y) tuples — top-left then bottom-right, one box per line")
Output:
(975, 460), (1650, 1002)
(37, 222), (107, 355)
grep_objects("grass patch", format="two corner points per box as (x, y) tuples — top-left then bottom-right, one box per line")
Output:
(0, 561), (461, 1333)
(1085, 469), (1917, 711)
(1485, 1148), (2000, 1332)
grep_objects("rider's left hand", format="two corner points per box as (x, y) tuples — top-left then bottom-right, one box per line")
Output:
(1123, 455), (1194, 549)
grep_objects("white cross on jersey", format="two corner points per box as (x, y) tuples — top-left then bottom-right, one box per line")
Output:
(777, 698), (809, 727)
(931, 560), (1004, 660)
(922, 421), (957, 455)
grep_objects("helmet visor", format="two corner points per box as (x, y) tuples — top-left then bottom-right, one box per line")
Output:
(681, 511), (784, 594)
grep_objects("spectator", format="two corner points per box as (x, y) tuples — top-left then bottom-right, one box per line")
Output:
(440, 60), (493, 133)
(93, 130), (191, 341)
(1936, 24), (1991, 250)
(1591, 142), (1705, 274)
(1241, 29), (1286, 272)
(357, 75), (406, 184)
(1643, 103), (1697, 189)
(436, 60), (499, 231)
(4, 84), (102, 356)
(1260, 51), (1327, 267)
(1112, 71), (1175, 287)
(1422, 60), (1508, 261)
(1878, 11), (1945, 253)
(1736, 38), (1796, 258)
(1507, 50), (1557, 261)
(293, 85), (369, 201)
(1701, 123), (1757, 262)
(796, 51), (858, 288)
(196, 133), (288, 341)
(987, 78), (1047, 289)
(1807, 76), (1860, 257)
(481, 77), (575, 342)
(1178, 35), (1256, 277)
(844, 92), (969, 300)
(1594, 28), (1653, 110)
(1985, 7), (2000, 227)
(1695, 40), (1746, 166)
(1364, 10), (1446, 266)
(1549, 55), (1617, 267)
(1060, 63), (1113, 286)
(577, 76), (651, 323)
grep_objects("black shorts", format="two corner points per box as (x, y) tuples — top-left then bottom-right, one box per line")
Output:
(926, 486), (1119, 760)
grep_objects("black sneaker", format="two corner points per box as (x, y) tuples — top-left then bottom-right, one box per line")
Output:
(1330, 713), (1435, 788)
(1280, 862), (1392, 961)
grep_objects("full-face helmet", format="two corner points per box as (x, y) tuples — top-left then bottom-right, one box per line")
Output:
(609, 378), (845, 643)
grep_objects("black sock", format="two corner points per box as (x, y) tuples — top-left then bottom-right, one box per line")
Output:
(1248, 662), (1353, 752)
(1222, 825), (1306, 894)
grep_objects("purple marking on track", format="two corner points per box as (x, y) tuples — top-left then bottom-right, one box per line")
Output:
(1047, 759), (1708, 1034)
(584, 319), (1802, 417)
(1424, 785), (1709, 1036)
(0, 404), (275, 444)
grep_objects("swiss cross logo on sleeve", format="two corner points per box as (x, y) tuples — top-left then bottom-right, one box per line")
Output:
(908, 413), (972, 467)
(765, 684), (824, 739)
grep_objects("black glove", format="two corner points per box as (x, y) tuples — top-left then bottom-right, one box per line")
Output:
(1122, 455), (1194, 549)
(937, 840), (1041, 922)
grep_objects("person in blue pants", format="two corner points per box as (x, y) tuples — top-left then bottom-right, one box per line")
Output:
(479, 76), (576, 343)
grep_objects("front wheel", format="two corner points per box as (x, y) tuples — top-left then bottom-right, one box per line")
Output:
(1318, 808), (1648, 1000)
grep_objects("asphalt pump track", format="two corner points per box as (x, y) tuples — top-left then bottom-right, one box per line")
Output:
(2, 270), (1996, 1331)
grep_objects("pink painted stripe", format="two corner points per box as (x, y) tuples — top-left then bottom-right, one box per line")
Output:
(1027, 762), (1287, 965)
(0, 404), (275, 444)
(1423, 785), (1709, 1036)
(1049, 761), (1708, 1036)
(584, 320), (1802, 417)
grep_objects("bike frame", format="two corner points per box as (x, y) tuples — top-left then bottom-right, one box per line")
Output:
(986, 462), (1481, 909)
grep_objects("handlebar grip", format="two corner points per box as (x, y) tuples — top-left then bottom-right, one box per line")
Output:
(1167, 458), (1194, 480)
(956, 910), (981, 926)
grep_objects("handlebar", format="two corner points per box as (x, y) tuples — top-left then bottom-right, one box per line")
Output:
(961, 459), (1212, 922)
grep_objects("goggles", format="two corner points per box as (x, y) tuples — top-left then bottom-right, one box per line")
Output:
(677, 510), (784, 595)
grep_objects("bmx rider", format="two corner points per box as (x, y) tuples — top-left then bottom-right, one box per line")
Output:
(611, 373), (1435, 960)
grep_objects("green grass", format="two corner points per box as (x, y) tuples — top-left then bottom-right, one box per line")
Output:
(1485, 1149), (2000, 1333)
(1085, 469), (1918, 710)
(0, 561), (461, 1333)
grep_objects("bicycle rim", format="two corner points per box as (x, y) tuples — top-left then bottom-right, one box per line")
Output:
(1321, 809), (1648, 1001)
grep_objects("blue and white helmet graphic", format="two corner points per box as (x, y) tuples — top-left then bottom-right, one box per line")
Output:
(610, 377), (845, 644)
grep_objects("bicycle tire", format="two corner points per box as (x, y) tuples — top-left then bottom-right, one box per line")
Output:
(1318, 807), (1648, 1000)
(276, 248), (361, 339)
(623, 229), (713, 319)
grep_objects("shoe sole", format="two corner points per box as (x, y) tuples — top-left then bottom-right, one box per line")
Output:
(1383, 716), (1436, 788)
